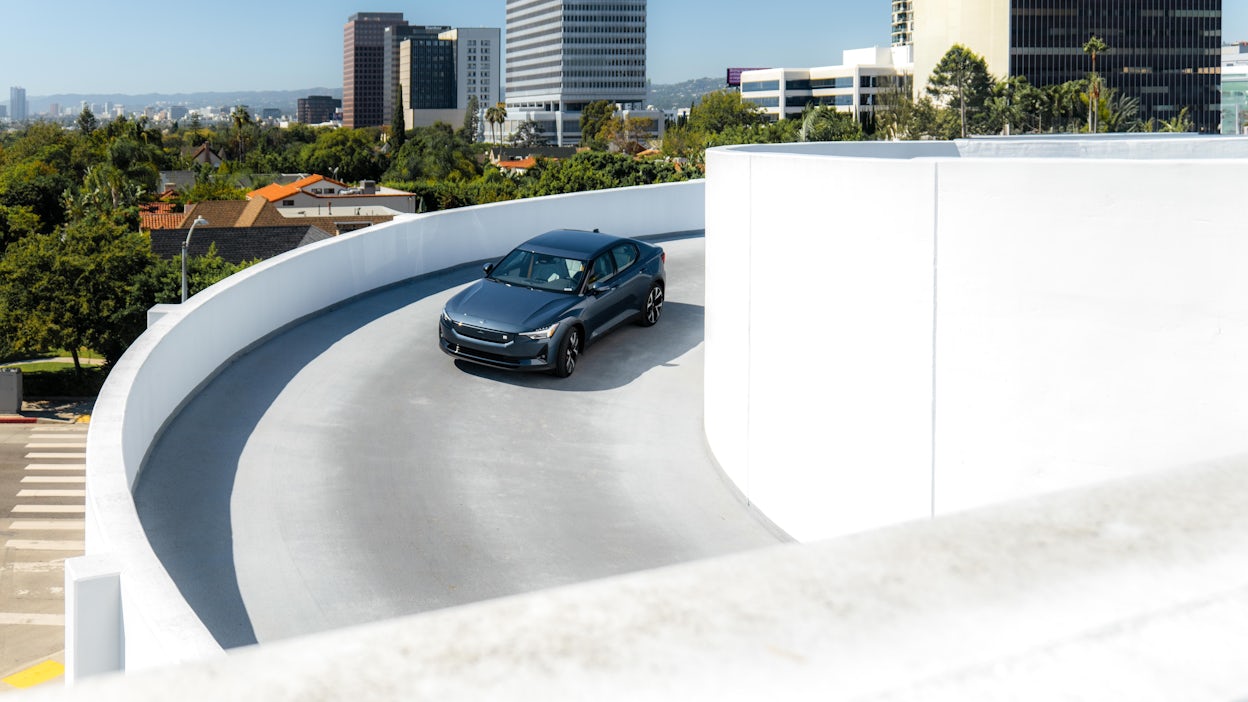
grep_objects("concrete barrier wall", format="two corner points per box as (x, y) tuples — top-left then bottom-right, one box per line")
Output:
(78, 181), (705, 675)
(705, 139), (1248, 542)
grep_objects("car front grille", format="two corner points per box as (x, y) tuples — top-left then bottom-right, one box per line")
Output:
(452, 322), (512, 344)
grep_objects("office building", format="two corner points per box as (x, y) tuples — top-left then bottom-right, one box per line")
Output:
(344, 12), (408, 128)
(10, 86), (27, 122)
(505, 0), (657, 146)
(298, 96), (341, 125)
(891, 0), (913, 48)
(740, 47), (913, 124)
(396, 26), (455, 112)
(384, 24), (448, 125)
(443, 28), (502, 119)
(912, 0), (1221, 132)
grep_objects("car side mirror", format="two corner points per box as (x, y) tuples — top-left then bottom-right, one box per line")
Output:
(589, 280), (608, 295)
(482, 263), (494, 276)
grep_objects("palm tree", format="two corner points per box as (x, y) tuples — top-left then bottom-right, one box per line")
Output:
(485, 103), (507, 144)
(1083, 35), (1109, 133)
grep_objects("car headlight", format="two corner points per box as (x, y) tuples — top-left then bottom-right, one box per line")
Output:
(441, 309), (452, 324)
(519, 323), (559, 340)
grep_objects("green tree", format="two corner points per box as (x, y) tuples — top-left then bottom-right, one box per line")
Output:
(1159, 106), (1195, 133)
(687, 90), (764, 134)
(600, 115), (655, 154)
(0, 215), (156, 368)
(297, 128), (385, 182)
(76, 106), (98, 135)
(383, 123), (479, 182)
(799, 107), (863, 142)
(0, 205), (39, 254)
(580, 100), (617, 150)
(484, 103), (507, 144)
(391, 97), (407, 151)
(926, 44), (996, 138)
(510, 119), (547, 147)
(462, 96), (481, 141)
(520, 151), (688, 197)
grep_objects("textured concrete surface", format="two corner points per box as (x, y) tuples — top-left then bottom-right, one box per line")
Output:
(47, 455), (1248, 701)
(135, 235), (785, 646)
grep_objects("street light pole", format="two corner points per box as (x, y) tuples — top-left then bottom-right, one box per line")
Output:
(181, 216), (209, 303)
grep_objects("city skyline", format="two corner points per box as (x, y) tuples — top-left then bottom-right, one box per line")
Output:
(5, 1), (1244, 99)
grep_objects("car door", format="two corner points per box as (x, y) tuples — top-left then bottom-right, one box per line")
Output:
(607, 243), (648, 312)
(582, 252), (628, 339)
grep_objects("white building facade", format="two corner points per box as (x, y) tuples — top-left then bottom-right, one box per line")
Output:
(739, 47), (913, 123)
(504, 0), (660, 146)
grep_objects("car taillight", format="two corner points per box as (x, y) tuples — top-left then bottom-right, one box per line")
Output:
(661, 251), (666, 264)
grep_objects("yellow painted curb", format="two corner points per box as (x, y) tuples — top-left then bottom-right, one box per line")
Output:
(3, 660), (64, 688)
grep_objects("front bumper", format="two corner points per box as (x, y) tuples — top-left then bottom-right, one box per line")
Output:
(439, 318), (555, 371)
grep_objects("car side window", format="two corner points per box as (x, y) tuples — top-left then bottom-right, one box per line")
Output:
(610, 244), (638, 272)
(588, 254), (615, 286)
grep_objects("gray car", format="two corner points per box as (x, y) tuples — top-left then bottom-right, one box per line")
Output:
(439, 229), (666, 377)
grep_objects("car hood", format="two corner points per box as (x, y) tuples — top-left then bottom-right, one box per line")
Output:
(445, 279), (578, 332)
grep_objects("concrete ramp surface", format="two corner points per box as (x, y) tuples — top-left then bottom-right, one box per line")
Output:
(134, 235), (785, 646)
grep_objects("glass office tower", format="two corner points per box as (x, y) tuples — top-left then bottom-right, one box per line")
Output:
(1010, 1), (1221, 131)
(344, 13), (408, 129)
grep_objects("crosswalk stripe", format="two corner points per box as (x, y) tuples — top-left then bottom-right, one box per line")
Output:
(25, 443), (87, 449)
(16, 489), (85, 498)
(8, 521), (85, 531)
(11, 505), (85, 514)
(24, 464), (86, 471)
(4, 561), (66, 573)
(24, 453), (85, 459)
(20, 476), (85, 484)
(5, 540), (84, 551)
(0, 613), (65, 626)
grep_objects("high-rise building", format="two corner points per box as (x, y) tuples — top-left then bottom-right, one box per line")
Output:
(442, 28), (502, 119)
(396, 26), (456, 112)
(298, 95), (342, 125)
(504, 0), (652, 146)
(891, 0), (913, 48)
(384, 24), (447, 126)
(10, 86), (27, 122)
(344, 12), (408, 129)
(912, 0), (1221, 132)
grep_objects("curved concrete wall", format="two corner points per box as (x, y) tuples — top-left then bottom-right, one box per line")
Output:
(80, 181), (705, 673)
(705, 138), (1248, 542)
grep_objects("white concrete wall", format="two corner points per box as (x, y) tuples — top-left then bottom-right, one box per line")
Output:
(705, 139), (1248, 542)
(77, 181), (705, 675)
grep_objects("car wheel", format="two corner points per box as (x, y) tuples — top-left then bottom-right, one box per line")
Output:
(552, 326), (580, 377)
(638, 282), (664, 327)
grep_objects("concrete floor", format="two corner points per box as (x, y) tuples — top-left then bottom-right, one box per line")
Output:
(135, 235), (785, 647)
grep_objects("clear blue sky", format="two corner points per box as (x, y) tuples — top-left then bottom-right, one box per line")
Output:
(2, 0), (1247, 96)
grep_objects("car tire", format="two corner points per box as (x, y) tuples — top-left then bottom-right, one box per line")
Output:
(552, 326), (580, 378)
(637, 282), (664, 327)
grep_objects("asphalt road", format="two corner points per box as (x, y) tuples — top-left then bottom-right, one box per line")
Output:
(0, 420), (86, 689)
(135, 234), (786, 648)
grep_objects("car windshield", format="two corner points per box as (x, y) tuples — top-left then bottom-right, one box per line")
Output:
(488, 249), (587, 293)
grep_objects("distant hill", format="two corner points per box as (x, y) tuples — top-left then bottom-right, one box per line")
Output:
(17, 89), (343, 116)
(13, 79), (732, 118)
(647, 77), (732, 111)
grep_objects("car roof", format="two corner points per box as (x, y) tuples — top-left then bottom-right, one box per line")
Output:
(520, 229), (633, 260)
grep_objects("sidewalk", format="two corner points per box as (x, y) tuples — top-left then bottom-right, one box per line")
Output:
(0, 400), (94, 424)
